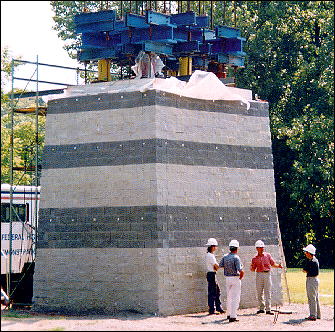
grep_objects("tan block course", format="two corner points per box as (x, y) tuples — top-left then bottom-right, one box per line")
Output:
(33, 246), (283, 316)
(39, 164), (276, 209)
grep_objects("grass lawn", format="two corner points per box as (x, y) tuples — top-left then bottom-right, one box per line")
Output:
(283, 268), (334, 305)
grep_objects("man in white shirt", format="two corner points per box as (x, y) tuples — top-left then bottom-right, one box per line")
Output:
(206, 238), (225, 315)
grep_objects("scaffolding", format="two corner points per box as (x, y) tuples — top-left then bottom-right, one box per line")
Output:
(4, 56), (98, 305)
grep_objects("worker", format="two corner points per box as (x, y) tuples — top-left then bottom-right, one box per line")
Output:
(302, 244), (321, 321)
(250, 240), (283, 315)
(1, 287), (9, 307)
(219, 239), (244, 322)
(205, 238), (225, 315)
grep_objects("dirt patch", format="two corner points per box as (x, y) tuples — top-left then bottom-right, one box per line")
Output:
(1, 303), (334, 331)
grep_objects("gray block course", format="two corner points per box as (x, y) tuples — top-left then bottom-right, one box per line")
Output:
(33, 82), (284, 316)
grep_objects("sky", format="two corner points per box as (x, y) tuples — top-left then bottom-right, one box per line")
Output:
(1, 1), (85, 92)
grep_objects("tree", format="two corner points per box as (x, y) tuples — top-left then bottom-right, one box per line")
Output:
(235, 1), (334, 267)
(46, 1), (334, 267)
(1, 48), (45, 185)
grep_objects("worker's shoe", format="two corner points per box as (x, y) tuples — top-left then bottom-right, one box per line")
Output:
(266, 311), (274, 315)
(208, 310), (215, 315)
(229, 317), (239, 322)
(305, 316), (317, 321)
(256, 309), (265, 314)
(317, 316), (321, 319)
(216, 308), (226, 314)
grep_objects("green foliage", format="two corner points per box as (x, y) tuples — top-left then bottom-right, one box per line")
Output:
(234, 1), (334, 268)
(2, 2), (333, 268)
(1, 112), (45, 185)
(1, 48), (45, 185)
(1, 47), (21, 109)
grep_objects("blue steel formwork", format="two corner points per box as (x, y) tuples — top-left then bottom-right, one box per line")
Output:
(74, 9), (246, 69)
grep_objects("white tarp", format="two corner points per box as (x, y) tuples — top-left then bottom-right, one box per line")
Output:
(45, 70), (251, 109)
(148, 70), (250, 109)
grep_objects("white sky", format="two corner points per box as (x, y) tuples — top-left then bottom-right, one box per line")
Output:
(1, 1), (85, 92)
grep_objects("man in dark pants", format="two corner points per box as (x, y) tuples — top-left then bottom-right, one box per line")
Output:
(205, 238), (225, 315)
(302, 244), (321, 321)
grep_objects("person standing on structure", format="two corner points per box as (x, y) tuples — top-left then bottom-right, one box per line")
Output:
(205, 238), (225, 315)
(250, 240), (283, 315)
(302, 244), (321, 321)
(219, 239), (244, 322)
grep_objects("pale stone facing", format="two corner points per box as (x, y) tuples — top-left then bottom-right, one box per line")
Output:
(44, 105), (271, 147)
(33, 245), (283, 315)
(34, 88), (282, 316)
(39, 164), (276, 209)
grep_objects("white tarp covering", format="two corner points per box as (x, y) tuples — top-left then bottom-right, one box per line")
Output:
(46, 70), (251, 109)
(149, 70), (250, 109)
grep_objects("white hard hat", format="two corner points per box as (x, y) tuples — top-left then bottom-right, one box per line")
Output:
(229, 239), (239, 248)
(303, 244), (316, 255)
(255, 240), (265, 247)
(206, 238), (218, 246)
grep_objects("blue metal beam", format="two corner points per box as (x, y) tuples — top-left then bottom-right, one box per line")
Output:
(199, 43), (212, 54)
(224, 37), (246, 52)
(81, 32), (122, 49)
(126, 13), (150, 28)
(208, 38), (245, 54)
(75, 21), (115, 33)
(143, 41), (174, 56)
(74, 9), (246, 68)
(228, 54), (245, 67)
(171, 12), (196, 26)
(195, 16), (209, 28)
(192, 57), (209, 67)
(216, 25), (241, 38)
(131, 25), (175, 44)
(214, 53), (229, 63)
(203, 29), (215, 40)
(174, 26), (203, 42)
(146, 10), (172, 26)
(74, 10), (116, 25)
(173, 41), (200, 54)
(78, 47), (120, 61)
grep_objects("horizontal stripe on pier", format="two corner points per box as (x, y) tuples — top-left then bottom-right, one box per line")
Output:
(42, 139), (273, 169)
(37, 205), (279, 249)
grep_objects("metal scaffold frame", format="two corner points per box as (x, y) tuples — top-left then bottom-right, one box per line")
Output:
(5, 56), (97, 304)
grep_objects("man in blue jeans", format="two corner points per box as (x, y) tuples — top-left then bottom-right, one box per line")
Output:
(205, 238), (225, 315)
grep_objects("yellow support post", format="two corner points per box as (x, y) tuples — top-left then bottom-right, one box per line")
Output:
(97, 59), (111, 81)
(178, 57), (192, 76)
(167, 69), (177, 77)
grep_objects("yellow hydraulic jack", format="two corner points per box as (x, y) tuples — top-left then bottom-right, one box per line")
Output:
(178, 57), (192, 76)
(97, 59), (111, 81)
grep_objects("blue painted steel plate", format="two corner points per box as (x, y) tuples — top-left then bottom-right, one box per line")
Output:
(216, 25), (241, 38)
(171, 12), (196, 26)
(74, 10), (116, 25)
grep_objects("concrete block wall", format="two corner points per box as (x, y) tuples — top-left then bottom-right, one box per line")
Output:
(33, 83), (284, 315)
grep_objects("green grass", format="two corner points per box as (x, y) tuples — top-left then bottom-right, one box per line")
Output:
(1, 310), (33, 319)
(284, 268), (334, 305)
(1, 309), (60, 320)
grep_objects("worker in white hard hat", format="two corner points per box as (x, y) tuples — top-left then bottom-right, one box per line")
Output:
(219, 239), (244, 322)
(302, 244), (321, 321)
(250, 240), (282, 315)
(205, 238), (225, 315)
